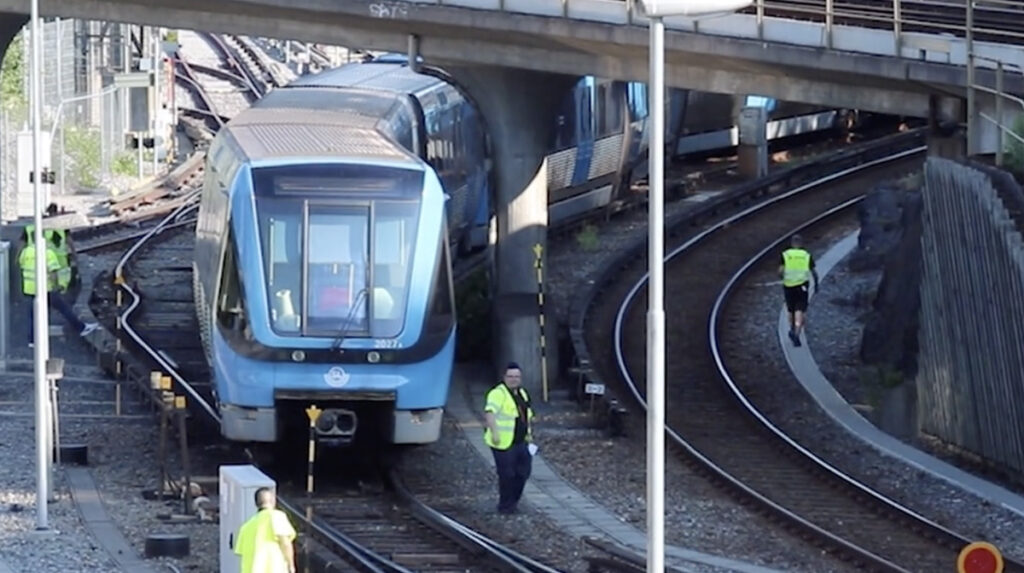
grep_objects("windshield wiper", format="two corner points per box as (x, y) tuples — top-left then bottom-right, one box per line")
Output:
(330, 288), (368, 352)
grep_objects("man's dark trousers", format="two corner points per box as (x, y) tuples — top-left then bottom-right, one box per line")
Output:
(26, 292), (84, 342)
(492, 442), (532, 513)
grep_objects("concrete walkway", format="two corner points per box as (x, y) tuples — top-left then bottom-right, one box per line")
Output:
(447, 364), (786, 573)
(777, 231), (1024, 519)
(66, 467), (159, 573)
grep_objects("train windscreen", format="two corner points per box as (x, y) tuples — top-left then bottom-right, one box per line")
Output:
(252, 164), (423, 339)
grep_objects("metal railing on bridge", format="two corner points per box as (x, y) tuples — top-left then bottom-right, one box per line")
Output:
(969, 54), (1024, 164)
(407, 0), (1023, 46)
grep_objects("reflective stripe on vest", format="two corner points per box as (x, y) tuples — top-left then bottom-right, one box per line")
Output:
(483, 383), (534, 450)
(782, 248), (811, 287)
(18, 244), (61, 295)
(27, 226), (70, 290)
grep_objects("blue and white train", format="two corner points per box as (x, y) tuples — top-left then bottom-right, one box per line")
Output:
(193, 55), (855, 447)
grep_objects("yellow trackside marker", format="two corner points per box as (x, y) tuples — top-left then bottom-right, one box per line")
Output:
(305, 405), (322, 425)
(533, 242), (549, 402)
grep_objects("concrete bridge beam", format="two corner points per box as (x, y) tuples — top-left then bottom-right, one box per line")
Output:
(441, 64), (575, 396)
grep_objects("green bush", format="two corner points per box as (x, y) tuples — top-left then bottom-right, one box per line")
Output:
(860, 364), (905, 391)
(112, 151), (137, 178)
(0, 31), (26, 112)
(576, 224), (600, 251)
(454, 266), (492, 362)
(62, 125), (102, 190)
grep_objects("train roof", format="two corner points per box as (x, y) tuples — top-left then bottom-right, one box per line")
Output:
(289, 61), (444, 97)
(226, 87), (418, 163)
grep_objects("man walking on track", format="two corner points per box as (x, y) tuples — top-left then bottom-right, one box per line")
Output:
(780, 234), (819, 347)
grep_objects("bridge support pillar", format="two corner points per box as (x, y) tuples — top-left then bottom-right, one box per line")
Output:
(926, 95), (966, 160)
(0, 13), (26, 58)
(442, 64), (575, 397)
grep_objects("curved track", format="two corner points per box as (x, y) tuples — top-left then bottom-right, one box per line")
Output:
(89, 198), (567, 573)
(581, 131), (1024, 570)
(72, 33), (938, 572)
(76, 34), (579, 573)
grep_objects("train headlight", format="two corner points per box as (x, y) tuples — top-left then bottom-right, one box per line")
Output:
(367, 351), (381, 364)
(316, 412), (336, 432)
(291, 350), (306, 362)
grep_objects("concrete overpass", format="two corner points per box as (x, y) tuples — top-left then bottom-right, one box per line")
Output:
(1, 0), (1022, 148)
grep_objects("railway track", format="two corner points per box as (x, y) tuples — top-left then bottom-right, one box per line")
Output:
(575, 129), (1024, 571)
(80, 128), (920, 572)
(74, 33), (591, 573)
(72, 33), (939, 571)
(83, 184), (576, 573)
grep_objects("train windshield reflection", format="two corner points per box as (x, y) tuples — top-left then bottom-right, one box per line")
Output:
(253, 166), (422, 339)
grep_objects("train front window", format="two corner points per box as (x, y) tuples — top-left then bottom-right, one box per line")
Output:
(254, 163), (422, 339)
(306, 206), (370, 334)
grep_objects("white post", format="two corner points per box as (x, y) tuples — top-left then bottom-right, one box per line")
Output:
(54, 18), (61, 104)
(646, 14), (666, 573)
(151, 27), (159, 176)
(30, 0), (51, 531)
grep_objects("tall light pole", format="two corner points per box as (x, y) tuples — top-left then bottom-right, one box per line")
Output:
(633, 1), (750, 570)
(29, 0), (52, 531)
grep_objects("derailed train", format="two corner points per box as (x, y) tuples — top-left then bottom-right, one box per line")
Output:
(193, 55), (854, 447)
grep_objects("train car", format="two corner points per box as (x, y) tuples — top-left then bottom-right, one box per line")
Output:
(547, 77), (689, 225)
(546, 76), (850, 224)
(672, 94), (852, 156)
(193, 71), (468, 447)
(193, 55), (856, 449)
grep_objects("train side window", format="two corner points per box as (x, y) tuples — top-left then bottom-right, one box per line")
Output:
(216, 227), (248, 337)
(596, 83), (609, 137)
(381, 103), (415, 152)
(426, 231), (454, 331)
(607, 83), (624, 135)
(629, 83), (648, 121)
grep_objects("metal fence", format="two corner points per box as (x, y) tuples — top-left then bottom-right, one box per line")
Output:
(918, 157), (1024, 476)
(3, 19), (135, 220)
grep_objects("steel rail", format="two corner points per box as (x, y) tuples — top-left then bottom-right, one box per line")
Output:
(111, 197), (410, 571)
(388, 469), (562, 573)
(707, 195), (1024, 572)
(199, 32), (266, 99)
(173, 56), (226, 130)
(610, 145), (925, 570)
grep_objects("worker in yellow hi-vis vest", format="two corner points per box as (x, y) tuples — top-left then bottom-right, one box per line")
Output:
(234, 488), (296, 573)
(19, 228), (98, 347)
(483, 362), (536, 515)
(779, 234), (820, 348)
(26, 203), (76, 293)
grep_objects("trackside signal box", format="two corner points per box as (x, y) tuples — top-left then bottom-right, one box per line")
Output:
(220, 465), (275, 573)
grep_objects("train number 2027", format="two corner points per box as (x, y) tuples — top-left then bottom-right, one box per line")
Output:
(374, 339), (402, 349)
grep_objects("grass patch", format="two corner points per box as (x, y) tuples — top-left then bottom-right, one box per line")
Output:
(576, 224), (600, 251)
